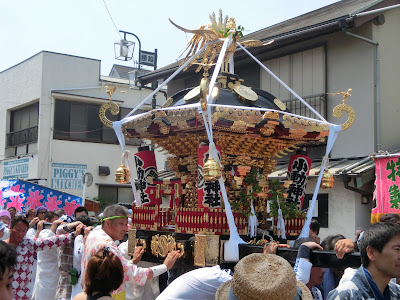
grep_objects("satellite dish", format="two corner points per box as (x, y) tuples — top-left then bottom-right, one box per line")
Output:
(81, 172), (93, 207)
(82, 172), (93, 187)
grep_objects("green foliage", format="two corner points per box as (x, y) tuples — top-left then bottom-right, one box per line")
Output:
(268, 179), (305, 219)
(93, 196), (112, 211)
(230, 168), (260, 217)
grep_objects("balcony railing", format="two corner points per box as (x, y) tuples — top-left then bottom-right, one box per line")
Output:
(7, 126), (38, 147)
(283, 93), (326, 120)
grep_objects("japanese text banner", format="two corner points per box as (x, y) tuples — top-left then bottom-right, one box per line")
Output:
(371, 155), (400, 223)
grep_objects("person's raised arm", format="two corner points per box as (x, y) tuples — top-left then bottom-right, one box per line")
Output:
(34, 220), (45, 239)
(50, 219), (65, 234)
(31, 224), (80, 251)
(56, 221), (83, 235)
(294, 241), (322, 285)
(29, 217), (40, 229)
(147, 250), (180, 279)
(334, 238), (355, 259)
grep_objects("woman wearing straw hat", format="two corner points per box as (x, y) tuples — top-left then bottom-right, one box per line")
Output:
(215, 253), (312, 300)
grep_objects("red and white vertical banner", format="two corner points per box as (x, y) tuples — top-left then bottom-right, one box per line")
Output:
(286, 154), (312, 209)
(372, 155), (400, 223)
(134, 147), (158, 206)
(197, 144), (222, 208)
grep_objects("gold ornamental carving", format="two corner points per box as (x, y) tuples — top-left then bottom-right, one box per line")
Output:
(150, 234), (184, 258)
(194, 234), (220, 267)
(329, 89), (355, 131)
(99, 102), (120, 128)
(127, 229), (137, 256)
(233, 85), (258, 102)
(99, 85), (120, 128)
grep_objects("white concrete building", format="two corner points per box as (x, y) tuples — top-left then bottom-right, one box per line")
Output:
(0, 51), (167, 207)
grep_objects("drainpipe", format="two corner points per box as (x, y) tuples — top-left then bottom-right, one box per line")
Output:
(341, 30), (380, 152)
(47, 96), (55, 188)
(340, 173), (372, 196)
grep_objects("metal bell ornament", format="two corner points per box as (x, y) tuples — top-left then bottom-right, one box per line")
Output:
(115, 164), (130, 184)
(203, 157), (222, 181)
(320, 170), (334, 189)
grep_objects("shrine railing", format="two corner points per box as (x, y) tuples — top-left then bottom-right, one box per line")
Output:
(175, 207), (247, 235)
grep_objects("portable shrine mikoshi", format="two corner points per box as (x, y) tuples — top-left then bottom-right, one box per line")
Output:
(99, 10), (356, 267)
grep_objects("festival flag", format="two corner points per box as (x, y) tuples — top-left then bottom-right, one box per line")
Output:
(371, 154), (400, 223)
(0, 180), (82, 214)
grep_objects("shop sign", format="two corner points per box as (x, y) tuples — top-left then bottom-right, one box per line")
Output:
(3, 158), (29, 179)
(52, 163), (87, 190)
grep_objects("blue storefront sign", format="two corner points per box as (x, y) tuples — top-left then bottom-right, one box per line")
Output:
(52, 163), (87, 190)
(3, 158), (29, 179)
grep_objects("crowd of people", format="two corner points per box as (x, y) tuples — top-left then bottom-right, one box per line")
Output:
(1, 204), (400, 300)
(0, 204), (179, 300)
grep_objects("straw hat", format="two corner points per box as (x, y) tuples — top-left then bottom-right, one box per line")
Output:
(215, 253), (312, 300)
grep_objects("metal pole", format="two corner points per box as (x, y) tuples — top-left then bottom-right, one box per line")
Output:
(151, 49), (158, 109)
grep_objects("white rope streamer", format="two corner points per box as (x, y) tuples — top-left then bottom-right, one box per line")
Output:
(248, 198), (258, 238)
(237, 42), (327, 122)
(276, 195), (286, 239)
(299, 124), (341, 238)
(122, 151), (142, 207)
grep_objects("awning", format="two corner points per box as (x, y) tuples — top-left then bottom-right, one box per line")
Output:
(268, 156), (375, 180)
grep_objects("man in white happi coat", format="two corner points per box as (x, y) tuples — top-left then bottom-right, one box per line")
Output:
(81, 204), (180, 298)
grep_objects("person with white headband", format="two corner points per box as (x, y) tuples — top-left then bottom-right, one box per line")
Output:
(81, 204), (180, 299)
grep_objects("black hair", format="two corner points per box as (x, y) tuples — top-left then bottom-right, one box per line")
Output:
(54, 209), (65, 217)
(44, 211), (59, 222)
(321, 234), (346, 251)
(76, 215), (93, 227)
(360, 222), (400, 268)
(292, 237), (314, 249)
(74, 206), (88, 216)
(0, 241), (17, 277)
(380, 213), (400, 225)
(310, 219), (320, 235)
(11, 215), (29, 229)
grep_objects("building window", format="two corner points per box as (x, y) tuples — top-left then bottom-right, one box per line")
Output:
(98, 185), (134, 209)
(7, 103), (39, 147)
(302, 193), (328, 228)
(54, 100), (143, 144)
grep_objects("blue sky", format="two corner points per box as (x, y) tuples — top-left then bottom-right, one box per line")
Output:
(1, 0), (339, 75)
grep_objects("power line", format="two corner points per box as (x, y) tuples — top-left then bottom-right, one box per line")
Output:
(102, 0), (122, 39)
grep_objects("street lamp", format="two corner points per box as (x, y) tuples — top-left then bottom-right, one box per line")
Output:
(114, 38), (135, 61)
(114, 30), (159, 108)
(114, 30), (157, 71)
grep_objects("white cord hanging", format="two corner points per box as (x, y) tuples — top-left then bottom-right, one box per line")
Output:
(276, 195), (287, 239)
(248, 198), (258, 238)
